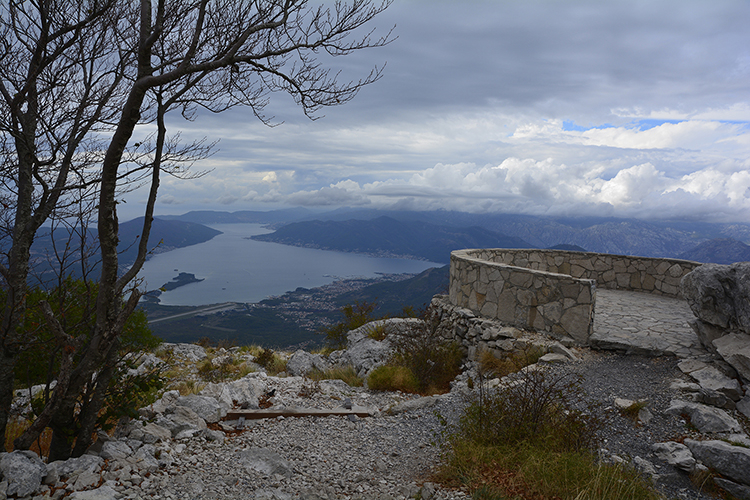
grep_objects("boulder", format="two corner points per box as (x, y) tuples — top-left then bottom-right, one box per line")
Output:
(99, 441), (133, 460)
(685, 439), (750, 486)
(330, 335), (391, 377)
(286, 350), (329, 377)
(0, 450), (47, 497)
(738, 395), (750, 419)
(130, 422), (172, 443)
(688, 365), (743, 401)
(156, 405), (207, 437)
(713, 478), (750, 500)
(713, 332), (750, 382)
(132, 444), (159, 472)
(666, 400), (743, 433)
(176, 395), (225, 423)
(46, 454), (104, 480)
(651, 441), (696, 472)
(200, 376), (265, 410)
(163, 343), (208, 362)
(681, 262), (750, 348)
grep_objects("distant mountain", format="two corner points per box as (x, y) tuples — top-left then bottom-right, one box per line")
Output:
(250, 216), (535, 264)
(29, 218), (221, 281)
(333, 265), (450, 316)
(118, 217), (222, 264)
(159, 208), (313, 225)
(301, 208), (750, 258)
(678, 238), (750, 265)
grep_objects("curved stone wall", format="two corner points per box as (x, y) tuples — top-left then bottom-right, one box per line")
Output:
(449, 248), (700, 344)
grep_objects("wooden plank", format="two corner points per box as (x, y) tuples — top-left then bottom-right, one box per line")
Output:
(225, 406), (373, 420)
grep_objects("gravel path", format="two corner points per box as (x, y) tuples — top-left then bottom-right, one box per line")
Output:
(105, 349), (743, 500)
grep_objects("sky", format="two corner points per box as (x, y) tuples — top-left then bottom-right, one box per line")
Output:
(123, 0), (750, 223)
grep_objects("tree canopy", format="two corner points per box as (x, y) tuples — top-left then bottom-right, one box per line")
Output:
(0, 0), (392, 460)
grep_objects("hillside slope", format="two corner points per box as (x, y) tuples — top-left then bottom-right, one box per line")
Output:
(250, 216), (534, 264)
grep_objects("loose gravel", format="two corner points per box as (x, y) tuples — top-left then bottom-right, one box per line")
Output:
(99, 348), (744, 500)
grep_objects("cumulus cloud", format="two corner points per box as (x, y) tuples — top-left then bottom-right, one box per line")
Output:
(286, 185), (371, 206)
(280, 158), (750, 221)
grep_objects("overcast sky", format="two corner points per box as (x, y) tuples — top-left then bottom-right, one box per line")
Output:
(123, 0), (750, 223)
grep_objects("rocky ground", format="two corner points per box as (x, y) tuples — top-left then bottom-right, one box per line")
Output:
(1, 327), (749, 500)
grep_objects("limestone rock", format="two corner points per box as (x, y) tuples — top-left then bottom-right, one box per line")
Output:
(238, 447), (292, 477)
(538, 353), (570, 364)
(738, 395), (750, 419)
(685, 439), (750, 486)
(328, 323), (394, 377)
(99, 440), (133, 460)
(286, 350), (329, 377)
(0, 450), (47, 497)
(666, 400), (743, 433)
(651, 442), (696, 472)
(130, 422), (172, 443)
(176, 395), (225, 423)
(681, 262), (750, 338)
(714, 477), (750, 500)
(713, 332), (750, 382)
(157, 405), (207, 437)
(46, 454), (103, 480)
(387, 396), (439, 415)
(688, 365), (743, 401)
(200, 376), (265, 411)
(132, 444), (159, 472)
(548, 341), (579, 361)
(67, 484), (119, 500)
(163, 343), (208, 362)
(688, 388), (736, 410)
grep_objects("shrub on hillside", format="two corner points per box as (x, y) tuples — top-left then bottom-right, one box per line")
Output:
(367, 365), (419, 393)
(387, 308), (463, 394)
(433, 365), (662, 500)
(319, 300), (379, 348)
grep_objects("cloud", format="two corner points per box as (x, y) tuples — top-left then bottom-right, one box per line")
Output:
(108, 1), (750, 224)
(285, 185), (371, 206)
(278, 157), (750, 221)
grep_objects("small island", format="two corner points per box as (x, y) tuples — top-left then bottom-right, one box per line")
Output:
(160, 272), (204, 291)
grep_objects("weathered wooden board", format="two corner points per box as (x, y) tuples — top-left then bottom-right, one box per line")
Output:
(225, 407), (373, 420)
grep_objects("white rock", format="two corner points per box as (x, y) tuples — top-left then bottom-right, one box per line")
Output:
(651, 442), (696, 472)
(666, 400), (743, 433)
(713, 332), (750, 383)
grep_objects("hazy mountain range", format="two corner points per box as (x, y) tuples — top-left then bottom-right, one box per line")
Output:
(163, 208), (750, 265)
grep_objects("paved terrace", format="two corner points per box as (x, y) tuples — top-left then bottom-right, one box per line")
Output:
(591, 289), (705, 358)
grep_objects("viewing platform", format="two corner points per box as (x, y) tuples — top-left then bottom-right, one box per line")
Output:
(445, 248), (706, 358)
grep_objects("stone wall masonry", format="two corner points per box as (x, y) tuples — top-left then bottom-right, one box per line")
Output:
(449, 248), (701, 345)
(430, 294), (555, 361)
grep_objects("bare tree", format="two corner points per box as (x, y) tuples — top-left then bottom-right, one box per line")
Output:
(1, 0), (392, 460)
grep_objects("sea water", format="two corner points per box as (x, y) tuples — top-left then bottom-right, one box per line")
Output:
(137, 223), (440, 306)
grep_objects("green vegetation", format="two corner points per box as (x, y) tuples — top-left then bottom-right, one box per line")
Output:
(319, 300), (379, 349)
(477, 345), (547, 379)
(307, 365), (364, 387)
(368, 365), (420, 393)
(437, 364), (662, 499)
(366, 307), (463, 395)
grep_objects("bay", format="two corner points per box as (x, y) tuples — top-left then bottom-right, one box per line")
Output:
(138, 223), (440, 306)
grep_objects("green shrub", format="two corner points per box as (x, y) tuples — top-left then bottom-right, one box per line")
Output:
(459, 366), (600, 451)
(254, 347), (287, 376)
(478, 344), (546, 379)
(308, 365), (364, 387)
(437, 366), (661, 500)
(319, 300), (379, 348)
(387, 307), (463, 394)
(368, 365), (419, 393)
